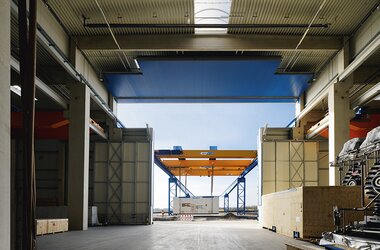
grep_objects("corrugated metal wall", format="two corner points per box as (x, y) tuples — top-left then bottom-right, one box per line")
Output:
(93, 128), (153, 225)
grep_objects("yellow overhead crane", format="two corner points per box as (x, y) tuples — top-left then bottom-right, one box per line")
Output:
(155, 149), (257, 177)
(154, 147), (258, 215)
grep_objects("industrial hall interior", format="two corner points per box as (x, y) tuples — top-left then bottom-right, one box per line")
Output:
(2, 0), (380, 249)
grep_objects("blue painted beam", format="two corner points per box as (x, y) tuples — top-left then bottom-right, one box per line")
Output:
(155, 149), (183, 156)
(154, 155), (174, 178)
(239, 159), (258, 178)
(104, 59), (312, 103)
(221, 179), (238, 197)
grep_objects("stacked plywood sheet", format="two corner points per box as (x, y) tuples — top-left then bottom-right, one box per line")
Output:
(262, 186), (363, 239)
(36, 219), (68, 235)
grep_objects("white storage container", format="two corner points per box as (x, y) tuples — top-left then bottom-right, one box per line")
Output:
(173, 196), (219, 214)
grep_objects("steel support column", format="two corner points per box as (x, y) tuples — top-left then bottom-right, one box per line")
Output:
(168, 177), (177, 215)
(0, 0), (11, 247)
(237, 177), (246, 215)
(19, 0), (37, 248)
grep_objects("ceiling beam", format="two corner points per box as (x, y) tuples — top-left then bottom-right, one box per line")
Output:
(351, 81), (380, 109)
(75, 34), (342, 52)
(338, 31), (380, 81)
(83, 23), (329, 29)
(10, 56), (68, 109)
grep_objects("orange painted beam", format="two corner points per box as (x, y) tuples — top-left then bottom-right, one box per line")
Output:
(158, 150), (257, 159)
(161, 159), (253, 167)
(168, 166), (246, 171)
(169, 169), (244, 176)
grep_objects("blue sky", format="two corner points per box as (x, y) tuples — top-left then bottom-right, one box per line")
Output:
(117, 103), (295, 209)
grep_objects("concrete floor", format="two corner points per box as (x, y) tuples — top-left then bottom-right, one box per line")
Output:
(37, 220), (297, 250)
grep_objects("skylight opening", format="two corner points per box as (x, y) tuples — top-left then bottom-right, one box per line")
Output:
(194, 0), (232, 34)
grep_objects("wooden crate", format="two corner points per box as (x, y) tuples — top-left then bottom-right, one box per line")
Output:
(36, 219), (48, 235)
(47, 219), (68, 234)
(55, 219), (68, 232)
(262, 186), (363, 239)
(37, 219), (68, 235)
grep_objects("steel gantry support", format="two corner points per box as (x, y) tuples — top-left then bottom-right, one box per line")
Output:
(222, 179), (237, 212)
(221, 160), (258, 214)
(168, 177), (178, 216)
(167, 177), (192, 215)
(224, 194), (229, 212)
(236, 177), (246, 215)
(154, 154), (194, 215)
(167, 177), (193, 215)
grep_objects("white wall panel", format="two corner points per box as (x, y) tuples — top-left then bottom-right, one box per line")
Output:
(305, 162), (318, 182)
(263, 162), (275, 181)
(263, 182), (276, 195)
(259, 139), (323, 198)
(276, 162), (289, 181)
(276, 142), (289, 161)
(93, 128), (153, 225)
(304, 142), (318, 161)
(263, 142), (275, 161)
(276, 181), (290, 191)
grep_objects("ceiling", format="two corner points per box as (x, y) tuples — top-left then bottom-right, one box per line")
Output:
(9, 0), (380, 108)
(46, 0), (377, 36)
(43, 0), (380, 78)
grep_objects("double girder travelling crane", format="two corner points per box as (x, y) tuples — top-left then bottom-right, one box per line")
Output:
(155, 147), (258, 215)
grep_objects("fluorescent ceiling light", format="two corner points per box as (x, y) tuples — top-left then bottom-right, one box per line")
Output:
(194, 0), (232, 34)
(134, 59), (140, 69)
(11, 85), (38, 101)
(10, 85), (21, 96)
